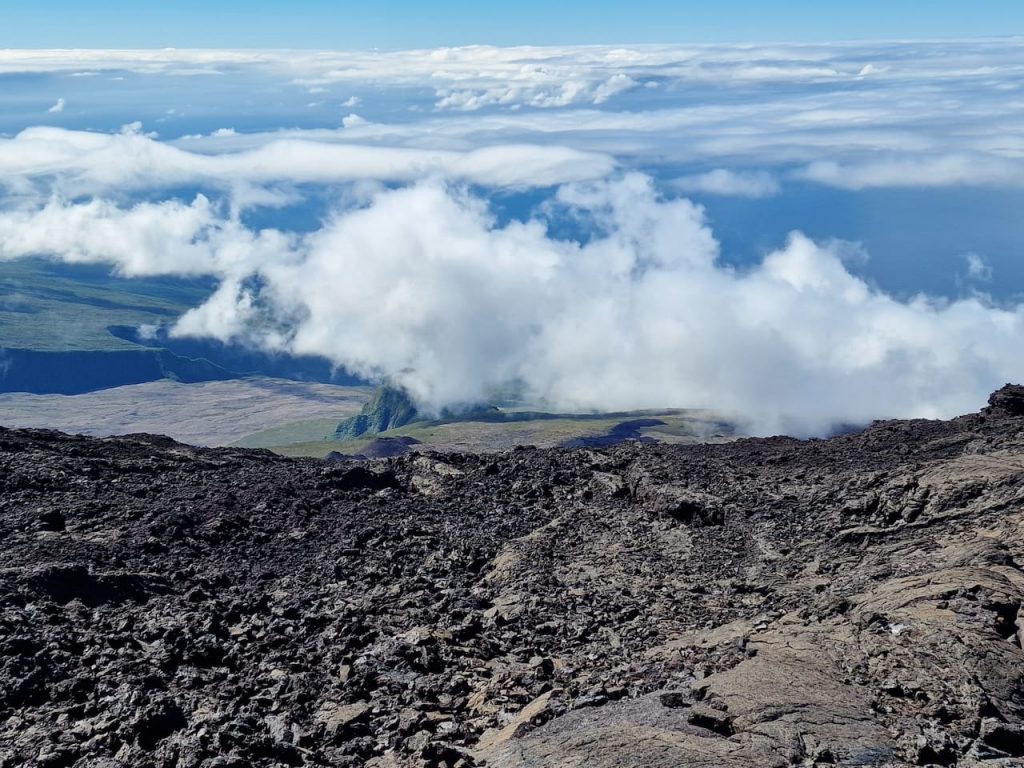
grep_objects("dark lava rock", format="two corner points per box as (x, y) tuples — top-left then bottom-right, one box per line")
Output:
(327, 436), (422, 462)
(985, 383), (1024, 417)
(133, 698), (187, 750)
(658, 691), (689, 709)
(3, 390), (1024, 767)
(37, 509), (65, 532)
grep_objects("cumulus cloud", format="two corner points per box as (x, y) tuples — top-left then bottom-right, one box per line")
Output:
(0, 195), (291, 277)
(341, 114), (368, 128)
(435, 72), (639, 111)
(2, 174), (1023, 436)
(47, 98), (65, 114)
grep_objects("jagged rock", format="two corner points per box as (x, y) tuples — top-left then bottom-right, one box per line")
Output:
(476, 692), (555, 750)
(132, 698), (187, 750)
(985, 384), (1024, 417)
(658, 691), (689, 709)
(318, 702), (372, 740)
(685, 702), (733, 736)
(980, 718), (1024, 756)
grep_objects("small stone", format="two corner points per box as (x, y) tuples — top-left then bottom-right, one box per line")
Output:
(659, 691), (689, 709)
(574, 693), (608, 709)
(687, 703), (734, 736)
(318, 702), (372, 740)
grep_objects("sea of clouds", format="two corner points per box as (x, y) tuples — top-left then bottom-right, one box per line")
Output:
(2, 41), (1024, 434)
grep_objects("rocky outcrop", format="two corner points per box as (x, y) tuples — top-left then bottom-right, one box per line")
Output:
(3, 388), (1024, 766)
(985, 383), (1024, 417)
(334, 385), (421, 439)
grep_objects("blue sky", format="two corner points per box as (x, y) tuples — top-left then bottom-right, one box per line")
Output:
(3, 1), (1024, 48)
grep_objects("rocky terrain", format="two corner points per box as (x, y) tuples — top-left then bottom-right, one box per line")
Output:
(4, 388), (1024, 766)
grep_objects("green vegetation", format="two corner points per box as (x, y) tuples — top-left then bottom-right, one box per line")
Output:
(248, 409), (737, 458)
(333, 385), (421, 439)
(233, 417), (361, 449)
(0, 259), (211, 352)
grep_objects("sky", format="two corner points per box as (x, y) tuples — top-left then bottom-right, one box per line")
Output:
(3, 1), (1024, 48)
(3, 33), (1024, 433)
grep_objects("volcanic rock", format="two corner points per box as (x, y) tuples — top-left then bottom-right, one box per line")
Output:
(3, 391), (1024, 766)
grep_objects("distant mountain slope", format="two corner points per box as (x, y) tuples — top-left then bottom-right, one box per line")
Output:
(0, 378), (370, 446)
(3, 388), (1024, 765)
(0, 260), (361, 393)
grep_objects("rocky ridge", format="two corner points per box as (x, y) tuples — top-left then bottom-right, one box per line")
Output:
(4, 388), (1024, 766)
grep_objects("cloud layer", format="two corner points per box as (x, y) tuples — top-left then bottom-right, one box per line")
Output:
(5, 41), (1024, 193)
(3, 175), (1023, 436)
(0, 127), (613, 195)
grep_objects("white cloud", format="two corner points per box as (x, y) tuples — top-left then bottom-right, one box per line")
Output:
(2, 175), (1023, 436)
(965, 252), (993, 281)
(341, 113), (368, 128)
(0, 195), (221, 275)
(795, 155), (1024, 190)
(342, 96), (362, 108)
(673, 169), (780, 198)
(3, 41), (1024, 190)
(592, 74), (638, 104)
(47, 98), (65, 114)
(0, 126), (615, 194)
(0, 195), (300, 279)
(435, 72), (638, 111)
(211, 127), (237, 137)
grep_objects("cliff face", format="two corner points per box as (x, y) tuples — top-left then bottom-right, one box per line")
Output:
(4, 389), (1024, 767)
(333, 385), (420, 440)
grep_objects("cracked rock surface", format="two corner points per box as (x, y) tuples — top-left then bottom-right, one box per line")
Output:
(5, 387), (1024, 766)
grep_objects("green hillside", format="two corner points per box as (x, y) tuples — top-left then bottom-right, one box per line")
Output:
(0, 259), (211, 352)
